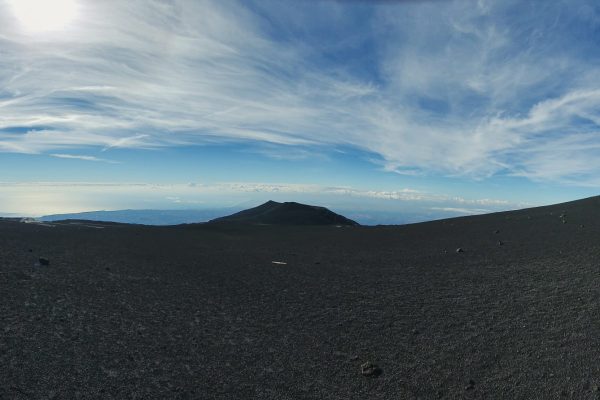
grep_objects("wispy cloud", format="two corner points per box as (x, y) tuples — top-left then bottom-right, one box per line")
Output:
(101, 134), (149, 152)
(50, 153), (120, 163)
(1, 1), (599, 185)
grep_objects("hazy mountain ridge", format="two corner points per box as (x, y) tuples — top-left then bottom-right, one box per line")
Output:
(40, 208), (241, 226)
(34, 202), (506, 226)
(38, 201), (359, 226)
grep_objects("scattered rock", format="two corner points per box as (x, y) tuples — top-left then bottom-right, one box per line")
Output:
(465, 379), (475, 390)
(333, 350), (347, 358)
(497, 240), (504, 246)
(559, 213), (567, 224)
(38, 257), (50, 266)
(360, 362), (381, 377)
(456, 248), (464, 253)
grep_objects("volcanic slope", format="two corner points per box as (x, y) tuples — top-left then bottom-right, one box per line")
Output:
(208, 200), (359, 226)
(3, 196), (600, 398)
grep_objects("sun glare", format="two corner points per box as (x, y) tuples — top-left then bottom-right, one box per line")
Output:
(8, 0), (78, 33)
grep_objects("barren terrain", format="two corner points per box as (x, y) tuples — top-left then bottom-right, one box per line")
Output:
(3, 197), (600, 399)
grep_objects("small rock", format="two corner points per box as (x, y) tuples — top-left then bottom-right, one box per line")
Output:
(350, 355), (359, 361)
(361, 362), (381, 377)
(559, 213), (567, 224)
(456, 248), (464, 253)
(494, 230), (500, 234)
(105, 267), (111, 271)
(333, 350), (347, 358)
(38, 257), (50, 266)
(412, 328), (420, 335)
(465, 379), (475, 390)
(497, 241), (503, 246)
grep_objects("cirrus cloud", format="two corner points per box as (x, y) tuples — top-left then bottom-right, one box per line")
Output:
(0, 0), (599, 185)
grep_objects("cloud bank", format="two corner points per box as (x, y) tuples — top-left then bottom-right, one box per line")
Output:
(1, 0), (600, 184)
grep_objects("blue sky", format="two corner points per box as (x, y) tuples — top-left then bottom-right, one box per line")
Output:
(1, 0), (600, 221)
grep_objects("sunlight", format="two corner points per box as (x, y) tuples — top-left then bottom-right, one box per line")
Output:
(8, 0), (78, 33)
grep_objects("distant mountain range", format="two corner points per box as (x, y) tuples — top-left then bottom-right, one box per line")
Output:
(39, 201), (359, 226)
(40, 208), (241, 225)
(208, 200), (359, 226)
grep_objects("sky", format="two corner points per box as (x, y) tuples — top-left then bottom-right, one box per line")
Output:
(1, 0), (600, 222)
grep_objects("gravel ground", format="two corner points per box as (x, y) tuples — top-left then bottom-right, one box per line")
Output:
(3, 196), (600, 399)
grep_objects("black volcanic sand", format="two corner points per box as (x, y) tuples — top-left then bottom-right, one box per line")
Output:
(3, 198), (600, 399)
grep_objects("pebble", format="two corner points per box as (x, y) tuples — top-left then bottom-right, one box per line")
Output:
(465, 379), (475, 390)
(361, 362), (381, 377)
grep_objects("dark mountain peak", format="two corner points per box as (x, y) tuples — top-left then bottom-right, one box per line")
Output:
(209, 200), (359, 226)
